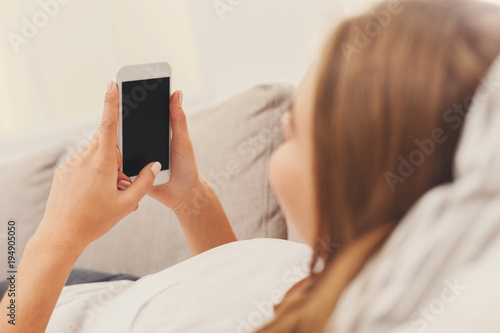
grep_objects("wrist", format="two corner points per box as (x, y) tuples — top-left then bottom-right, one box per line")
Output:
(32, 220), (88, 257)
(172, 176), (217, 218)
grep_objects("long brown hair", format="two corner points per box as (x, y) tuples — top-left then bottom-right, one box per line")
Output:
(257, 0), (500, 332)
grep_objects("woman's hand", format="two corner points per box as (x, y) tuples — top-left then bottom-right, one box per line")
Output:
(145, 91), (237, 255)
(36, 81), (160, 252)
(144, 91), (204, 209)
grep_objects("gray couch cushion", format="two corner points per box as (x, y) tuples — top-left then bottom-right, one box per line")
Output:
(0, 144), (66, 269)
(189, 84), (294, 242)
(0, 83), (296, 277)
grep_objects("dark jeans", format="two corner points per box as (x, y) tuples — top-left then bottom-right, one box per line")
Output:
(0, 268), (139, 301)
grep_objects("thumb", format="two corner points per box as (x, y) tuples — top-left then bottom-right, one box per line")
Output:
(122, 162), (162, 205)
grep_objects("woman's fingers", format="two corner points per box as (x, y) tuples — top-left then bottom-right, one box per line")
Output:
(120, 162), (160, 203)
(117, 171), (131, 182)
(169, 90), (197, 165)
(97, 80), (119, 158)
(75, 81), (120, 164)
(117, 171), (132, 191)
(116, 145), (122, 170)
(118, 180), (131, 191)
(170, 91), (189, 141)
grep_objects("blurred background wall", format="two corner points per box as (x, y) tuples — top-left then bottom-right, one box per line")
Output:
(2, 0), (469, 165)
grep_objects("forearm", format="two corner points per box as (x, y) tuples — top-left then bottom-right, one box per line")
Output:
(172, 176), (237, 255)
(0, 230), (83, 333)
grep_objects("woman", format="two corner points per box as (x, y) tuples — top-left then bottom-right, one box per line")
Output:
(2, 0), (500, 332)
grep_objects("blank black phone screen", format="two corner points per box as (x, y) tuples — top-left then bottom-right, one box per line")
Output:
(121, 77), (170, 177)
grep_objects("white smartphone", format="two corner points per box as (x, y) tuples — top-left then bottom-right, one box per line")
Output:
(116, 61), (171, 185)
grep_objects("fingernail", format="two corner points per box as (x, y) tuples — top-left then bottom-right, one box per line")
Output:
(151, 162), (162, 177)
(106, 80), (114, 93)
(178, 91), (183, 106)
(118, 180), (131, 190)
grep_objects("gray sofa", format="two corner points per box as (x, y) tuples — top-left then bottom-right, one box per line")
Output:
(0, 83), (302, 277)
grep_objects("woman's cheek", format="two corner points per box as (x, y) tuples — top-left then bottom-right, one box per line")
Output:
(269, 143), (314, 244)
(269, 143), (293, 203)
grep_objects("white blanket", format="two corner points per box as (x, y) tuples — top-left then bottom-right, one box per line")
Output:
(46, 238), (311, 333)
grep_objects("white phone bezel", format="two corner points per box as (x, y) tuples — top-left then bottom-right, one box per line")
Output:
(116, 61), (172, 185)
